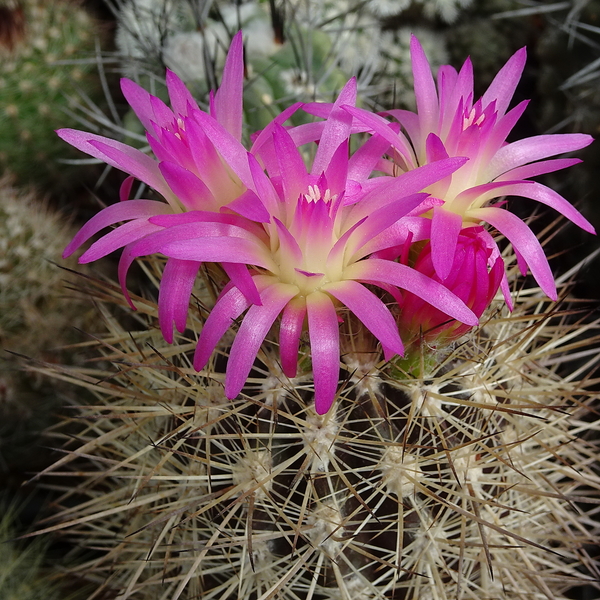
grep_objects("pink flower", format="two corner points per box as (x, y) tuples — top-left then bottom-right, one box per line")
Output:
(59, 32), (301, 342)
(344, 35), (595, 305)
(121, 78), (478, 414)
(399, 226), (504, 343)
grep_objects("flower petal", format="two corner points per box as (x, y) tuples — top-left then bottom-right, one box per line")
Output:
(63, 200), (171, 258)
(166, 68), (199, 117)
(222, 263), (262, 306)
(311, 77), (356, 176)
(213, 31), (244, 141)
(470, 206), (557, 299)
(194, 284), (251, 371)
(487, 134), (593, 179)
(159, 160), (218, 211)
(57, 129), (172, 201)
(348, 157), (468, 225)
(306, 291), (340, 415)
(325, 280), (404, 358)
(410, 34), (439, 135)
(345, 259), (478, 326)
(481, 47), (527, 117)
(280, 296), (307, 378)
(225, 283), (298, 398)
(159, 258), (200, 343)
(79, 219), (164, 263)
(430, 206), (463, 280)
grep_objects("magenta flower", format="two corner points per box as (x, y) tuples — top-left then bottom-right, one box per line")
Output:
(119, 77), (478, 414)
(59, 32), (300, 341)
(344, 35), (595, 304)
(399, 226), (504, 343)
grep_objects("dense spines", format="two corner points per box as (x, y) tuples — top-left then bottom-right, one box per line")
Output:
(31, 255), (600, 599)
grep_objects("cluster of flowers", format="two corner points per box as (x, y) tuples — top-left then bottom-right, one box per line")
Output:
(60, 32), (594, 414)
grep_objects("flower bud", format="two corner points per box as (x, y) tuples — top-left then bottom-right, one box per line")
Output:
(400, 226), (503, 344)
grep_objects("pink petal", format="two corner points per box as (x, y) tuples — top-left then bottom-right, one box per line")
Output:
(347, 127), (394, 182)
(359, 216), (431, 258)
(63, 200), (171, 258)
(159, 259), (200, 343)
(324, 139), (350, 198)
(153, 236), (272, 268)
(79, 219), (164, 263)
(149, 210), (267, 240)
(345, 259), (478, 326)
(346, 193), (428, 259)
(280, 297), (307, 378)
(495, 158), (582, 181)
(119, 176), (135, 202)
(213, 31), (244, 141)
(247, 152), (280, 214)
(470, 206), (557, 300)
(57, 129), (171, 200)
(311, 78), (356, 176)
(385, 108), (422, 146)
(430, 206), (463, 280)
(348, 157), (468, 225)
(120, 78), (156, 131)
(324, 280), (404, 358)
(191, 111), (255, 190)
(193, 284), (251, 371)
(410, 34), (439, 134)
(222, 263), (262, 306)
(165, 68), (199, 117)
(442, 58), (474, 130)
(481, 100), (529, 162)
(306, 291), (340, 415)
(149, 95), (177, 136)
(159, 161), (218, 211)
(224, 189), (270, 223)
(249, 101), (304, 155)
(342, 106), (416, 168)
(488, 134), (594, 179)
(272, 124), (309, 203)
(473, 181), (595, 234)
(481, 47), (527, 117)
(225, 283), (298, 398)
(184, 116), (230, 191)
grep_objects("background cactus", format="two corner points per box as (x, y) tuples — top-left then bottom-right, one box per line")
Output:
(0, 501), (67, 600)
(33, 248), (600, 599)
(0, 176), (94, 475)
(0, 0), (106, 193)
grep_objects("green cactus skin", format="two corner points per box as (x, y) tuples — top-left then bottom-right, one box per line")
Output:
(0, 0), (105, 192)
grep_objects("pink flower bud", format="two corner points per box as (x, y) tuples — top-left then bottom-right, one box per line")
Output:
(400, 227), (504, 344)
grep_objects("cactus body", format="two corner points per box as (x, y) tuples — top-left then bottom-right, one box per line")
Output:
(37, 258), (600, 600)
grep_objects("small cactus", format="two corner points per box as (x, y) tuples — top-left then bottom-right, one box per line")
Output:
(0, 500), (67, 600)
(0, 0), (105, 191)
(35, 251), (600, 599)
(0, 176), (92, 472)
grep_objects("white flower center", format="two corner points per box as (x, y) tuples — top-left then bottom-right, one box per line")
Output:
(304, 185), (337, 204)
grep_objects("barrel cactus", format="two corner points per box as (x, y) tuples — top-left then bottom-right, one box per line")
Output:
(37, 27), (600, 600)
(35, 249), (600, 600)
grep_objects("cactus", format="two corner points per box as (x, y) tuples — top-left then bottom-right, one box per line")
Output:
(0, 0), (105, 192)
(34, 248), (600, 599)
(0, 499), (70, 600)
(0, 176), (93, 472)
